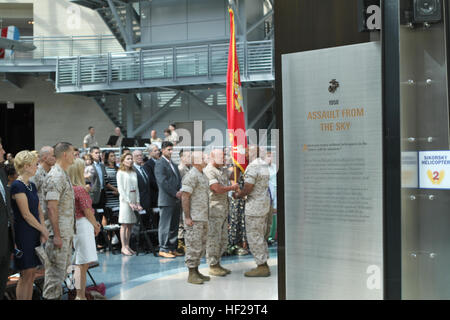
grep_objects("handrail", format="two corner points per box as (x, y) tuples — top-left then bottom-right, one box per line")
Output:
(56, 39), (273, 88)
(0, 35), (123, 60)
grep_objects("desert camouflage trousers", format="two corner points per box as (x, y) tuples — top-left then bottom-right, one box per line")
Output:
(43, 236), (73, 300)
(178, 210), (185, 239)
(184, 221), (208, 268)
(245, 208), (272, 266)
(206, 215), (228, 266)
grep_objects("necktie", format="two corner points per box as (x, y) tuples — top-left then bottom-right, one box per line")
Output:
(139, 166), (148, 183)
(0, 179), (5, 204)
(169, 161), (179, 179)
(95, 162), (104, 188)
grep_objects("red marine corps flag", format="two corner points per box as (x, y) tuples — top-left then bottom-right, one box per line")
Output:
(226, 7), (248, 176)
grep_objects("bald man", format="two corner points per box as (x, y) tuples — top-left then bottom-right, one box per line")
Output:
(235, 146), (271, 277)
(204, 149), (239, 276)
(30, 146), (56, 220)
(108, 127), (122, 147)
(150, 130), (162, 144)
(181, 151), (210, 284)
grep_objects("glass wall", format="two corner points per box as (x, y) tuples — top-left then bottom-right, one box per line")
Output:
(399, 0), (450, 299)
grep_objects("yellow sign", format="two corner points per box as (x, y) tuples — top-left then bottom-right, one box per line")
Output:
(427, 169), (445, 185)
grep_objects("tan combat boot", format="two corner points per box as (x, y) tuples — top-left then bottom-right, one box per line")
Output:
(244, 263), (271, 277)
(195, 267), (211, 281)
(209, 264), (228, 277)
(188, 268), (204, 285)
(219, 264), (231, 275)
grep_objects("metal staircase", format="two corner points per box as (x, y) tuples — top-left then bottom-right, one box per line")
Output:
(71, 0), (141, 50)
(66, 0), (274, 136)
(94, 95), (127, 136)
(70, 0), (142, 135)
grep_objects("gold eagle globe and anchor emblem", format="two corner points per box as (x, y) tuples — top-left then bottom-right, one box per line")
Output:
(328, 79), (340, 93)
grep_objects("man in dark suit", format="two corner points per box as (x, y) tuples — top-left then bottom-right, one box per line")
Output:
(132, 150), (151, 213)
(154, 141), (182, 258)
(144, 144), (160, 209)
(144, 144), (160, 230)
(89, 147), (107, 207)
(0, 138), (14, 299)
(89, 147), (108, 248)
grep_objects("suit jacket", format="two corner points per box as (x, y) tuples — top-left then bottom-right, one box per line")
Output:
(89, 161), (107, 205)
(154, 157), (181, 207)
(0, 166), (14, 263)
(144, 158), (159, 208)
(134, 164), (151, 211)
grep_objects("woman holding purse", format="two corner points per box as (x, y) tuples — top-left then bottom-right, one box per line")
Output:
(10, 150), (49, 300)
(68, 158), (101, 300)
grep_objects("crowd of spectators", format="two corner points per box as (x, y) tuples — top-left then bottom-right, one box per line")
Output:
(0, 124), (277, 299)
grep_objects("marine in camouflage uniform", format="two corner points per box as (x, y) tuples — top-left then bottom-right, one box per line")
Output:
(236, 148), (271, 277)
(177, 159), (191, 253)
(181, 153), (210, 285)
(42, 163), (76, 299)
(30, 146), (55, 222)
(30, 164), (49, 218)
(203, 151), (238, 277)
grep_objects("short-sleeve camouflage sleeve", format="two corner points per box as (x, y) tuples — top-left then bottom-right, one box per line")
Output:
(44, 173), (65, 201)
(181, 171), (196, 194)
(83, 134), (90, 145)
(244, 163), (257, 185)
(203, 165), (219, 186)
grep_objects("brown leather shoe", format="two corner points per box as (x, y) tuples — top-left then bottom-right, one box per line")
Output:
(158, 251), (176, 258)
(171, 250), (184, 257)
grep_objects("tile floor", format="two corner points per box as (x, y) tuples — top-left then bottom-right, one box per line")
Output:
(87, 245), (278, 300)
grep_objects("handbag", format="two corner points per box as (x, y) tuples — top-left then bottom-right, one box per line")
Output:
(86, 283), (107, 299)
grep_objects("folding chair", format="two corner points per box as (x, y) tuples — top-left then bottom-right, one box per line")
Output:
(133, 210), (158, 256)
(101, 207), (121, 254)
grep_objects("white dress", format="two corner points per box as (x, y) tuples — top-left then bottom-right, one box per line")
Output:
(116, 170), (139, 224)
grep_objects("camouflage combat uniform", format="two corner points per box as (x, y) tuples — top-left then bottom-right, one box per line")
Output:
(244, 158), (271, 266)
(178, 163), (191, 240)
(181, 167), (209, 268)
(203, 163), (229, 266)
(42, 163), (75, 300)
(30, 164), (49, 219)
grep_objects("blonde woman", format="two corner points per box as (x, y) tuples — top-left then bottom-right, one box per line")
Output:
(10, 150), (49, 300)
(117, 152), (142, 256)
(67, 158), (101, 300)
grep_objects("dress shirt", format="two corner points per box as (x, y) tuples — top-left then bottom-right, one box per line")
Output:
(162, 156), (178, 179)
(94, 161), (104, 189)
(134, 163), (148, 183)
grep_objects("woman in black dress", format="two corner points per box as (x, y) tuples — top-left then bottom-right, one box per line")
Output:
(10, 151), (49, 300)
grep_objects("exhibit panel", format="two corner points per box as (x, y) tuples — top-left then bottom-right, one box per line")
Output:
(399, 0), (450, 299)
(282, 42), (383, 299)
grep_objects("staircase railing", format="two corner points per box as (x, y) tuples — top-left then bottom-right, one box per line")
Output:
(56, 39), (273, 88)
(0, 35), (123, 61)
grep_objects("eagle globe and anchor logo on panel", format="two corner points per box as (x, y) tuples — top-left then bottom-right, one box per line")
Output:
(328, 79), (340, 108)
(328, 79), (340, 94)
